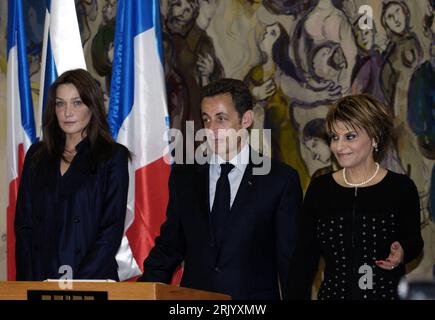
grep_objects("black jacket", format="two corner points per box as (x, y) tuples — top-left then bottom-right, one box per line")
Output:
(15, 139), (129, 281)
(139, 149), (302, 299)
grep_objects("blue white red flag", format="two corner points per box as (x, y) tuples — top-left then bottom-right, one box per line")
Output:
(6, 0), (37, 280)
(37, 0), (86, 132)
(108, 0), (181, 282)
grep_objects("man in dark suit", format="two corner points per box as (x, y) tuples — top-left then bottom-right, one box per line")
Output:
(138, 79), (302, 299)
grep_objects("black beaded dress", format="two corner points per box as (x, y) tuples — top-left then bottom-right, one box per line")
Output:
(289, 171), (423, 300)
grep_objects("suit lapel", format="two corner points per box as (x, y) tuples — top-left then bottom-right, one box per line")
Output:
(195, 164), (214, 240)
(228, 147), (260, 220)
(228, 163), (254, 219)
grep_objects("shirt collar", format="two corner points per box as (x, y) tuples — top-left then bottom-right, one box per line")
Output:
(210, 142), (249, 172)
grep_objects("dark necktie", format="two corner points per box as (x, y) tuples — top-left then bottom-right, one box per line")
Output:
(211, 163), (234, 247)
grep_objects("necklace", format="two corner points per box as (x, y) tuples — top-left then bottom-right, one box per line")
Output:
(343, 162), (380, 187)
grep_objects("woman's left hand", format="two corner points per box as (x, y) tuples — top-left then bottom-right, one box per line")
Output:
(375, 241), (404, 271)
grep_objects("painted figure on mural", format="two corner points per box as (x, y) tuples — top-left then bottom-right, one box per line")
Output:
(379, 0), (429, 229)
(380, 0), (423, 107)
(163, 34), (189, 132)
(164, 0), (224, 132)
(350, 14), (386, 103)
(308, 40), (347, 94)
(407, 5), (435, 161)
(407, 1), (435, 221)
(243, 21), (341, 190)
(23, 0), (45, 78)
(91, 0), (117, 94)
(253, 23), (342, 106)
(349, 12), (405, 175)
(255, 0), (346, 101)
(302, 118), (333, 179)
(75, 0), (99, 45)
(293, 0), (358, 96)
(261, 0), (316, 16)
(244, 22), (311, 190)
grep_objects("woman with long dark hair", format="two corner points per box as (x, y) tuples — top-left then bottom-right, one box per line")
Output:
(15, 69), (130, 281)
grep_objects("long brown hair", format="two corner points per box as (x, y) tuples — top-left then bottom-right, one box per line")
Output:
(33, 69), (129, 166)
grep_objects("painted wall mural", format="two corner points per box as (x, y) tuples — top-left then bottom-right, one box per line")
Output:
(0, 0), (433, 280)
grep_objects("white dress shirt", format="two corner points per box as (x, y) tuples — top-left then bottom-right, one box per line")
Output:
(209, 142), (250, 211)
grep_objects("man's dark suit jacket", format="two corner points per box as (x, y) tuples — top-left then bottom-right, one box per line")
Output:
(138, 150), (302, 299)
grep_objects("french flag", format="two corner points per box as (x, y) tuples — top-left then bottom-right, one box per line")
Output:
(108, 0), (181, 282)
(37, 0), (86, 130)
(6, 0), (37, 280)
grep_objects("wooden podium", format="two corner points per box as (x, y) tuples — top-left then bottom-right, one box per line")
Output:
(0, 281), (231, 300)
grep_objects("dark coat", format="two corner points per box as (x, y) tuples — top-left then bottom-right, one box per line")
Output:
(15, 139), (129, 281)
(139, 150), (302, 299)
